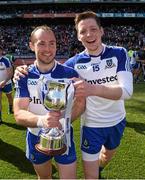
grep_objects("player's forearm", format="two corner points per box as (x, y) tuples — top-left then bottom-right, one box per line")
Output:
(71, 97), (86, 122)
(93, 71), (133, 100)
(14, 109), (38, 128)
(92, 84), (123, 100)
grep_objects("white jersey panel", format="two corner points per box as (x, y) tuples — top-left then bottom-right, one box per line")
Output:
(81, 96), (125, 127)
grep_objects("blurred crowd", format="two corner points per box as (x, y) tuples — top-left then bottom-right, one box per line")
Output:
(1, 3), (145, 14)
(0, 2), (145, 59)
(0, 23), (145, 59)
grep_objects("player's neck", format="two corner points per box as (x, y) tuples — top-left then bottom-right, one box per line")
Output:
(36, 60), (55, 73)
(85, 44), (104, 56)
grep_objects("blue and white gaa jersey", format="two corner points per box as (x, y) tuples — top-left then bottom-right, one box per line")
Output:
(15, 61), (78, 135)
(65, 45), (131, 127)
(0, 56), (12, 84)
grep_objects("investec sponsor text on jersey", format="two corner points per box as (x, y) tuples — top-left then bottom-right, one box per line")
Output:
(86, 75), (117, 84)
(29, 96), (41, 104)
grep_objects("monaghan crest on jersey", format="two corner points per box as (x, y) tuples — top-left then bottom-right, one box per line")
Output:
(105, 59), (116, 69)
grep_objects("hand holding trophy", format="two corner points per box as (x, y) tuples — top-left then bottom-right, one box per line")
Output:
(35, 76), (74, 156)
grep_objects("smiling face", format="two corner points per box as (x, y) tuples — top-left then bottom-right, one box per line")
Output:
(29, 27), (56, 67)
(76, 13), (104, 55)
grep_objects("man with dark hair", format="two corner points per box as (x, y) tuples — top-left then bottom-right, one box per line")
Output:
(65, 11), (133, 179)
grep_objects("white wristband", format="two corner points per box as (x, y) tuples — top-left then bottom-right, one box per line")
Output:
(37, 116), (44, 128)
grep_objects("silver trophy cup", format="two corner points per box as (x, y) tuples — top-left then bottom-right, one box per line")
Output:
(35, 79), (69, 155)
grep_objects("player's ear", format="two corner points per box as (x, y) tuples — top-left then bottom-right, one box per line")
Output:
(77, 33), (81, 42)
(29, 42), (35, 52)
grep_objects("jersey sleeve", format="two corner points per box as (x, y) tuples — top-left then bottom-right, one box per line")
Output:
(64, 56), (77, 68)
(15, 76), (30, 98)
(117, 48), (131, 72)
(68, 67), (79, 78)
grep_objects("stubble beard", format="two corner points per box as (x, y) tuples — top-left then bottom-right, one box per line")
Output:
(39, 56), (55, 65)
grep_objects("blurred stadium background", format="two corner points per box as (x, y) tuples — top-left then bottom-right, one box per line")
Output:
(0, 0), (145, 179)
(0, 0), (145, 65)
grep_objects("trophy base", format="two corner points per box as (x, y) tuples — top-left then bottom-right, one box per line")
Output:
(35, 143), (67, 156)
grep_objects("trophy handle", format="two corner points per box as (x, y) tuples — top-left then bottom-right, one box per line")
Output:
(37, 75), (45, 104)
(65, 81), (72, 108)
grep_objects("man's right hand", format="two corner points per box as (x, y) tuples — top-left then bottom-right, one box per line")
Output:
(13, 65), (28, 82)
(37, 111), (62, 129)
